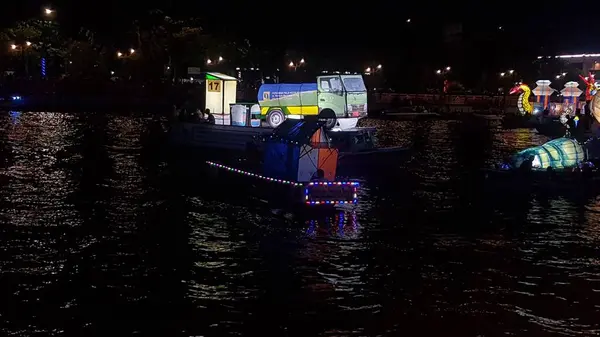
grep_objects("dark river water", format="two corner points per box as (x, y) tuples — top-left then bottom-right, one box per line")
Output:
(1, 111), (599, 337)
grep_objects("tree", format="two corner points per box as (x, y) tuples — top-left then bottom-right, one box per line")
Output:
(129, 10), (208, 80)
(0, 18), (70, 76)
(65, 28), (110, 78)
(130, 10), (255, 80)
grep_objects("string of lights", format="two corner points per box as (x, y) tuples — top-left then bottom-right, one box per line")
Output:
(206, 161), (360, 206)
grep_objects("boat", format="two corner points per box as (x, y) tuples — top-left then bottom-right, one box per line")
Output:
(206, 118), (361, 209)
(327, 127), (409, 174)
(535, 118), (567, 138)
(484, 137), (600, 191)
(472, 112), (503, 120)
(374, 107), (440, 120)
(501, 114), (537, 129)
(169, 121), (273, 151)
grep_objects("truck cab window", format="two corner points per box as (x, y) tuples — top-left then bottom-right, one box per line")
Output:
(320, 80), (331, 92)
(330, 78), (342, 91)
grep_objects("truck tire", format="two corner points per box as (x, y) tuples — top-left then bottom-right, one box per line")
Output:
(267, 109), (285, 128)
(318, 109), (337, 130)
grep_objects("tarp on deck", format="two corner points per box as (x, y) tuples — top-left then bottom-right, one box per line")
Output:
(270, 119), (324, 145)
(263, 118), (337, 182)
(511, 137), (584, 169)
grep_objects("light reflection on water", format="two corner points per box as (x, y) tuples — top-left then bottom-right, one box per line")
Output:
(0, 112), (599, 336)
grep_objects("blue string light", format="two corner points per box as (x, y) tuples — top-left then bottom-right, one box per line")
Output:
(41, 57), (46, 77)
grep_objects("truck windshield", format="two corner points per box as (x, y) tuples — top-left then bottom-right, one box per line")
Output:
(341, 76), (366, 92)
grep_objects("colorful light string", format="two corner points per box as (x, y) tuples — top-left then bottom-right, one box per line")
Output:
(304, 184), (358, 205)
(206, 161), (303, 186)
(206, 161), (360, 206)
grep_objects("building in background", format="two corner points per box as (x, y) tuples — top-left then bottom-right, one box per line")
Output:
(536, 54), (600, 74)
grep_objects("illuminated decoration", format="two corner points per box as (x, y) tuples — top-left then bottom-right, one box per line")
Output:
(263, 119), (339, 182)
(510, 138), (584, 169)
(207, 161), (302, 185)
(591, 90), (600, 124)
(208, 118), (360, 206)
(305, 181), (358, 205)
(205, 161), (360, 206)
(204, 72), (237, 114)
(532, 80), (555, 109)
(41, 57), (46, 77)
(561, 81), (582, 114)
(579, 73), (597, 102)
(257, 75), (368, 128)
(509, 83), (533, 115)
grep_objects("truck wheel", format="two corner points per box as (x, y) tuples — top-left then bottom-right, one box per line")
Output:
(319, 109), (337, 130)
(267, 110), (285, 128)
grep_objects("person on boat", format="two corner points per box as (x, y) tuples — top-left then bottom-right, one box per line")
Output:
(519, 156), (534, 172)
(311, 169), (327, 181)
(204, 109), (215, 124)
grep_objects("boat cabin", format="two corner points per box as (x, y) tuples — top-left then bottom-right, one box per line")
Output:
(327, 127), (379, 153)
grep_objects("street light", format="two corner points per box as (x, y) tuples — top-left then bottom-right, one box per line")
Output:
(500, 72), (506, 77)
(44, 8), (53, 15)
(365, 64), (382, 74)
(508, 69), (514, 74)
(117, 51), (122, 57)
(130, 48), (135, 54)
(436, 66), (451, 75)
(289, 59), (305, 71)
(206, 56), (223, 65)
(25, 41), (31, 46)
(11, 44), (16, 50)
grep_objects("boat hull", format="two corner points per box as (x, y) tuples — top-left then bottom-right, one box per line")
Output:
(204, 162), (358, 211)
(337, 147), (410, 176)
(483, 168), (600, 193)
(501, 115), (537, 129)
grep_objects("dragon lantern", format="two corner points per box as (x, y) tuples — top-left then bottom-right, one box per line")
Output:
(509, 83), (533, 115)
(579, 72), (598, 102)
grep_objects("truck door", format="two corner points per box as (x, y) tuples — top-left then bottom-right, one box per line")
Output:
(317, 76), (347, 118)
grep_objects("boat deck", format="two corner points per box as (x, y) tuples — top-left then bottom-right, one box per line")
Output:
(170, 122), (273, 151)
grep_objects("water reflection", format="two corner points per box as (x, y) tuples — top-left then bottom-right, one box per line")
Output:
(305, 210), (360, 239)
(0, 113), (599, 336)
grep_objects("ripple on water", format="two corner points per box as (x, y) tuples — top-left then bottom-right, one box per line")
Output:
(0, 114), (599, 336)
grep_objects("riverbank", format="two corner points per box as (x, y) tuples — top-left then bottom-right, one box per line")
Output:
(0, 94), (171, 112)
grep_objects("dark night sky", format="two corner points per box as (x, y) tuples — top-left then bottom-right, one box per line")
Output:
(0, 1), (596, 70)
